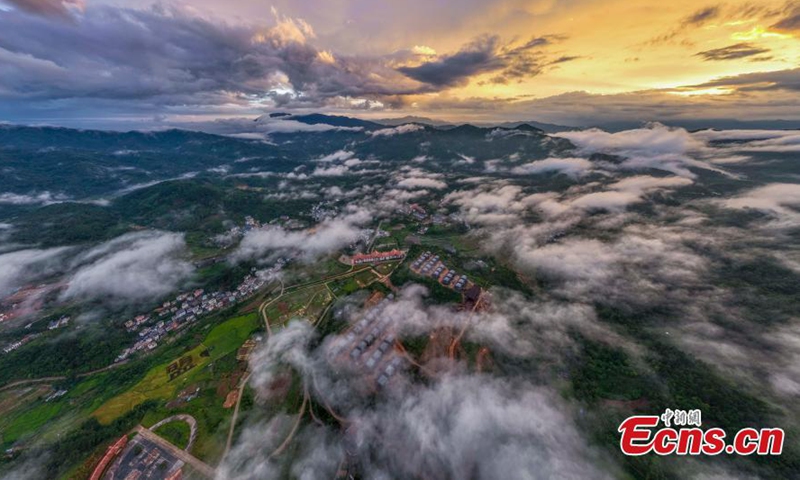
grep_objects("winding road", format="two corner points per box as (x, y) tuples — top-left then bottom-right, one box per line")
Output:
(0, 359), (129, 392)
(149, 414), (199, 451)
(221, 259), (403, 461)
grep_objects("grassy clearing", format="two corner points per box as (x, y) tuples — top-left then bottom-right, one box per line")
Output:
(92, 313), (260, 425)
(294, 257), (352, 280)
(374, 262), (398, 275)
(329, 269), (379, 297)
(264, 285), (333, 326)
(0, 369), (144, 448)
(418, 228), (479, 252)
(373, 237), (400, 250)
(153, 420), (191, 449)
(353, 268), (380, 286)
(0, 384), (51, 422)
(1, 401), (64, 445)
(306, 289), (334, 322)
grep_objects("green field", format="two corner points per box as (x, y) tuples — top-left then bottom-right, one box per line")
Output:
(153, 420), (191, 449)
(416, 226), (479, 254)
(0, 366), (152, 449)
(1, 399), (64, 445)
(264, 285), (334, 326)
(294, 257), (353, 280)
(305, 288), (335, 322)
(136, 348), (246, 463)
(329, 269), (380, 296)
(374, 261), (399, 275)
(93, 313), (260, 424)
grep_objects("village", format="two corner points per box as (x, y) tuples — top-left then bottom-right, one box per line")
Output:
(2, 201), (461, 360)
(115, 269), (274, 363)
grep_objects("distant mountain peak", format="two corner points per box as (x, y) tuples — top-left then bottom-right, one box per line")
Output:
(256, 112), (382, 130)
(374, 116), (453, 127)
(440, 124), (485, 135)
(510, 123), (545, 133)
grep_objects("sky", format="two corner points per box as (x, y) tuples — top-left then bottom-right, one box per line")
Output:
(0, 0), (799, 127)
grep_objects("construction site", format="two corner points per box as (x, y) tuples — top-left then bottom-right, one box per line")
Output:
(327, 294), (407, 390)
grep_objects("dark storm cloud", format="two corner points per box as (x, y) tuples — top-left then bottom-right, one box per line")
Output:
(771, 5), (800, 33)
(1, 0), (82, 19)
(398, 34), (568, 87)
(694, 66), (800, 91)
(397, 36), (506, 87)
(550, 55), (581, 64)
(0, 3), (573, 120)
(683, 5), (721, 26)
(647, 3), (782, 46)
(486, 35), (571, 85)
(695, 42), (772, 61)
(0, 4), (423, 109)
(645, 5), (724, 46)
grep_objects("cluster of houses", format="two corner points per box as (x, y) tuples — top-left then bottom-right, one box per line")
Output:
(402, 203), (460, 229)
(264, 214), (306, 229)
(115, 272), (270, 362)
(47, 315), (70, 330)
(215, 214), (312, 248)
(311, 202), (338, 222)
(1, 314), (67, 355)
(212, 215), (262, 247)
(357, 228), (390, 244)
(2, 333), (39, 354)
(410, 251), (483, 301)
(244, 215), (260, 230)
(44, 389), (68, 402)
(272, 216), (306, 230)
(407, 203), (428, 221)
(431, 214), (448, 225)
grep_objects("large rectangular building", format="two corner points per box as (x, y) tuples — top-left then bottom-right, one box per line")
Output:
(351, 249), (405, 265)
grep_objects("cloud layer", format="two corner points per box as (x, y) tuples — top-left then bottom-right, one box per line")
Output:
(0, 246), (69, 296)
(235, 208), (370, 262)
(221, 285), (614, 479)
(61, 231), (193, 304)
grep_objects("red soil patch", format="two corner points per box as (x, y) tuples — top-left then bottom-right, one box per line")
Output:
(223, 390), (239, 409)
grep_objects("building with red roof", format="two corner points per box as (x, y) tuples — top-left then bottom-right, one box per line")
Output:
(350, 249), (405, 265)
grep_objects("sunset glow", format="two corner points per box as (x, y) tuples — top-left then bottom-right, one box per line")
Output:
(0, 0), (798, 127)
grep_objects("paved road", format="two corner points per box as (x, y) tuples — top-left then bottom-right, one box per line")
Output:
(223, 371), (250, 457)
(0, 265), (378, 392)
(134, 426), (215, 478)
(224, 262), (402, 461)
(0, 359), (129, 392)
